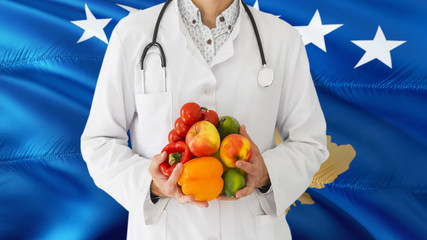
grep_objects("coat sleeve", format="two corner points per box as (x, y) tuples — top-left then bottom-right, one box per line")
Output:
(256, 30), (329, 217)
(80, 27), (168, 225)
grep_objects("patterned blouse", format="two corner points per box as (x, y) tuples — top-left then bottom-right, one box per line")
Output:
(177, 0), (239, 65)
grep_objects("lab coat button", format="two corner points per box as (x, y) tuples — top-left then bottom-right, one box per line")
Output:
(204, 88), (213, 95)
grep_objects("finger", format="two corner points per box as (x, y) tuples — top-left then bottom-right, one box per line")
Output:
(239, 125), (255, 145)
(185, 195), (209, 208)
(191, 200), (209, 208)
(235, 160), (256, 175)
(176, 192), (193, 204)
(239, 126), (261, 159)
(177, 194), (209, 208)
(168, 162), (183, 184)
(149, 152), (168, 178)
(149, 152), (167, 171)
(236, 186), (254, 198)
(156, 163), (182, 197)
(155, 152), (167, 164)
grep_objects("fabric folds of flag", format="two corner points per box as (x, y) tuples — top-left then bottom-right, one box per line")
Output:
(264, 0), (427, 239)
(0, 1), (144, 239)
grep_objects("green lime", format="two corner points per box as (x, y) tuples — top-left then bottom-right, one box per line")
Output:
(217, 116), (240, 140)
(222, 168), (246, 198)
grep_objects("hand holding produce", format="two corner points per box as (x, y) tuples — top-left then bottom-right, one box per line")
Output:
(228, 126), (270, 199)
(157, 102), (269, 204)
(149, 152), (209, 208)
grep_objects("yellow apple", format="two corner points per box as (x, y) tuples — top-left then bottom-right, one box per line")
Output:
(186, 121), (221, 157)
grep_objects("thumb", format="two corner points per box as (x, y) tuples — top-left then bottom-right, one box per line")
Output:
(168, 162), (183, 185)
(153, 152), (167, 166)
(240, 125), (254, 145)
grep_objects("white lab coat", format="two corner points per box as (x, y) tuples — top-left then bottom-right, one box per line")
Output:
(81, 1), (329, 239)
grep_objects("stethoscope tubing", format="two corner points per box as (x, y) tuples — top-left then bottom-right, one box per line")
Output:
(140, 0), (274, 92)
(241, 1), (266, 66)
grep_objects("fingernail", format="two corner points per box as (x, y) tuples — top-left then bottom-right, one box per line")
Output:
(235, 161), (241, 167)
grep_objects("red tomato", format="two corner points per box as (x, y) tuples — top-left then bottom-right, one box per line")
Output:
(201, 108), (219, 127)
(174, 117), (191, 137)
(180, 102), (202, 125)
(168, 129), (184, 142)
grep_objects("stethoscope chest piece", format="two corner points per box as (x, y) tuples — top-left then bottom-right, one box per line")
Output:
(258, 65), (274, 88)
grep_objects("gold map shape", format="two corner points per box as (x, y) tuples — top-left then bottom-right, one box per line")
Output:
(310, 135), (356, 189)
(275, 132), (356, 214)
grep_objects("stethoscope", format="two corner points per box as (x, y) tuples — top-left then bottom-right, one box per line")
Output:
(140, 0), (274, 94)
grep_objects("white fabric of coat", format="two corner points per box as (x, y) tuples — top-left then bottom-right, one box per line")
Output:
(81, 1), (329, 239)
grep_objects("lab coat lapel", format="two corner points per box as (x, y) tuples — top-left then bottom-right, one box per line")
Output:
(171, 0), (211, 69)
(209, 19), (239, 68)
(181, 23), (210, 69)
(210, 0), (244, 68)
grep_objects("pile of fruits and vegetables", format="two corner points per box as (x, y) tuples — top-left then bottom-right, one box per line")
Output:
(159, 102), (252, 201)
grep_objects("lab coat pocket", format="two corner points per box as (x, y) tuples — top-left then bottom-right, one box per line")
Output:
(135, 92), (172, 157)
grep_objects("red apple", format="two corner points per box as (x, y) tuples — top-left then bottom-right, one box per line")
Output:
(219, 134), (252, 168)
(186, 121), (221, 157)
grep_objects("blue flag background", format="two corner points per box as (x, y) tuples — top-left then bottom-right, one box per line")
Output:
(1, 0), (426, 239)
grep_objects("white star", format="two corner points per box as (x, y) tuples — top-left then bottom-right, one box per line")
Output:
(117, 4), (139, 15)
(352, 26), (406, 68)
(71, 4), (112, 44)
(294, 10), (343, 52)
(253, 0), (259, 10)
(253, 0), (280, 18)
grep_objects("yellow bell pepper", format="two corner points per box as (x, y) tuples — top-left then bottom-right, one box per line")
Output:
(178, 157), (224, 201)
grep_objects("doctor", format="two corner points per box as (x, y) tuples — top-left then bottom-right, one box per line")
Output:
(81, 0), (329, 239)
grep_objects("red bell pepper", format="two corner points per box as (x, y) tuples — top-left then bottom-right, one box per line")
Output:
(159, 141), (192, 177)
